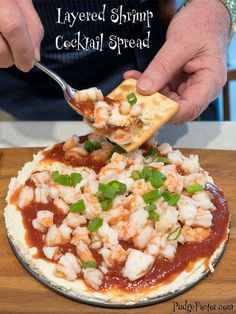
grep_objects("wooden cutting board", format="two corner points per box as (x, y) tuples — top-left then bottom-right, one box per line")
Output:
(0, 147), (235, 314)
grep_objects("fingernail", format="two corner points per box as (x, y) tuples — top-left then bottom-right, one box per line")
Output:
(137, 78), (155, 92)
(34, 47), (41, 61)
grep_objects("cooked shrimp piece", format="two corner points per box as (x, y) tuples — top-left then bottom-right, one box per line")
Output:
(192, 208), (213, 228)
(146, 233), (165, 256)
(182, 226), (211, 242)
(45, 224), (63, 246)
(181, 155), (200, 174)
(122, 249), (155, 281)
(57, 186), (81, 204)
(158, 143), (172, 155)
(119, 100), (131, 115)
(35, 187), (50, 204)
(110, 129), (134, 145)
(55, 253), (81, 281)
(167, 151), (183, 166)
(63, 135), (79, 151)
(36, 210), (54, 228)
(161, 165), (184, 193)
(184, 173), (207, 188)
(192, 191), (215, 211)
(76, 242), (94, 262)
(108, 103), (130, 127)
(124, 194), (146, 211)
(18, 186), (34, 209)
(110, 152), (127, 170)
(82, 193), (102, 219)
(43, 246), (60, 260)
(111, 220), (129, 241)
(130, 102), (142, 117)
(155, 206), (179, 233)
(127, 208), (148, 238)
(177, 196), (198, 225)
(90, 233), (102, 250)
(98, 166), (119, 183)
(97, 221), (119, 245)
(133, 225), (154, 250)
(83, 268), (103, 290)
(71, 227), (91, 246)
(129, 179), (151, 195)
(48, 186), (59, 200)
(93, 101), (110, 128)
(100, 207), (130, 225)
(81, 172), (99, 195)
(32, 219), (46, 232)
(53, 198), (70, 215)
(99, 244), (127, 267)
(58, 224), (72, 242)
(63, 213), (87, 229)
(160, 243), (177, 260)
(75, 87), (103, 103)
(64, 145), (89, 162)
(30, 170), (53, 187)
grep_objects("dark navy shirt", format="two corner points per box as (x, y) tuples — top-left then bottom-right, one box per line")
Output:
(0, 0), (167, 120)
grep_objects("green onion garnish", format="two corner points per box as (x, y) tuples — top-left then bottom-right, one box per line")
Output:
(149, 210), (160, 222)
(141, 166), (153, 181)
(167, 227), (182, 241)
(150, 148), (158, 157)
(52, 171), (82, 186)
(110, 145), (126, 157)
(109, 180), (127, 194)
(84, 140), (101, 153)
(70, 199), (85, 213)
(158, 157), (169, 163)
(131, 170), (141, 180)
(168, 194), (180, 206)
(98, 183), (117, 200)
(87, 217), (103, 232)
(144, 204), (157, 212)
(82, 260), (97, 269)
(150, 174), (164, 189)
(100, 199), (113, 211)
(162, 191), (171, 201)
(142, 189), (161, 204)
(127, 92), (137, 106)
(185, 184), (204, 193)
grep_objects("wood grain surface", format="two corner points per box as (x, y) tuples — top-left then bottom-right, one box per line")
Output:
(0, 147), (235, 314)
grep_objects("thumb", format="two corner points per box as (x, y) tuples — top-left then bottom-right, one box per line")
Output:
(137, 39), (191, 95)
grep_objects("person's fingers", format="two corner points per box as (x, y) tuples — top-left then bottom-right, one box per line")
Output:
(0, 0), (34, 71)
(17, 0), (44, 60)
(170, 70), (223, 124)
(123, 70), (142, 80)
(0, 34), (14, 68)
(136, 39), (192, 95)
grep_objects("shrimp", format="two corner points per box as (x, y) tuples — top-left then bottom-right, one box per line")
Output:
(129, 179), (151, 195)
(192, 191), (215, 211)
(55, 253), (81, 281)
(108, 103), (130, 127)
(43, 246), (60, 260)
(122, 249), (155, 281)
(71, 227), (91, 246)
(181, 155), (200, 174)
(64, 145), (89, 163)
(127, 208), (149, 238)
(97, 221), (119, 245)
(191, 208), (213, 228)
(90, 233), (102, 250)
(146, 233), (177, 260)
(63, 213), (87, 229)
(57, 186), (81, 204)
(36, 210), (54, 228)
(184, 173), (207, 188)
(83, 268), (103, 290)
(81, 172), (99, 195)
(158, 143), (172, 155)
(53, 198), (70, 214)
(177, 196), (198, 225)
(161, 165), (184, 193)
(167, 151), (183, 166)
(58, 224), (72, 242)
(76, 242), (94, 262)
(100, 207), (130, 225)
(17, 186), (34, 209)
(182, 226), (211, 243)
(45, 225), (63, 246)
(82, 193), (102, 219)
(99, 244), (127, 267)
(63, 135), (79, 151)
(133, 225), (154, 250)
(98, 167), (119, 184)
(124, 195), (146, 212)
(75, 87), (103, 103)
(155, 206), (179, 233)
(110, 152), (127, 170)
(30, 170), (53, 187)
(119, 100), (131, 115)
(110, 129), (133, 145)
(130, 102), (142, 117)
(111, 220), (129, 241)
(93, 101), (110, 128)
(35, 187), (50, 204)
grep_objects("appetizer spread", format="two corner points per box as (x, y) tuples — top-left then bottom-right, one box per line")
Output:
(4, 134), (229, 305)
(73, 78), (179, 151)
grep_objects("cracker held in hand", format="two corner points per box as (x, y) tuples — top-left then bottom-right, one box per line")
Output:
(82, 78), (179, 152)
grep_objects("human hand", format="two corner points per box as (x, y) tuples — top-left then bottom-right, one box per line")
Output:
(0, 0), (44, 72)
(124, 0), (230, 123)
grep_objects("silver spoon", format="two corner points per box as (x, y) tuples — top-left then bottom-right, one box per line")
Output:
(34, 61), (94, 122)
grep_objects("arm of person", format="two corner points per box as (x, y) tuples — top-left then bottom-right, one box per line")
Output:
(0, 0), (44, 72)
(124, 0), (231, 123)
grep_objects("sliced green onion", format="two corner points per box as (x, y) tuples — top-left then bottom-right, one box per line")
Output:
(150, 174), (164, 189)
(185, 184), (204, 193)
(158, 157), (169, 163)
(150, 148), (158, 157)
(98, 183), (117, 200)
(149, 210), (160, 222)
(52, 171), (82, 187)
(142, 189), (161, 204)
(100, 199), (113, 211)
(70, 199), (85, 213)
(84, 140), (101, 153)
(92, 140), (101, 150)
(87, 217), (103, 232)
(168, 194), (180, 206)
(109, 180), (127, 194)
(82, 260), (97, 269)
(70, 172), (82, 186)
(131, 170), (141, 181)
(127, 92), (137, 106)
(141, 166), (153, 181)
(144, 204), (157, 212)
(167, 227), (182, 241)
(162, 191), (171, 201)
(110, 145), (126, 157)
